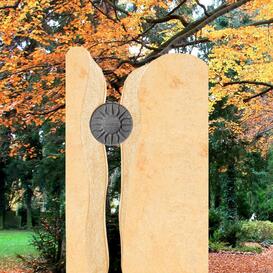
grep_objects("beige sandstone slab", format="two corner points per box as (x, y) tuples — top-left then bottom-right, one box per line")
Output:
(121, 54), (208, 273)
(66, 49), (208, 273)
(66, 47), (109, 273)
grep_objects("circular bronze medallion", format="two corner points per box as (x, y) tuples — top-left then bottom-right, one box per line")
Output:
(90, 102), (133, 145)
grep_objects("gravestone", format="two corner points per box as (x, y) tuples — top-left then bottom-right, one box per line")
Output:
(121, 54), (208, 273)
(66, 47), (208, 273)
(66, 48), (109, 273)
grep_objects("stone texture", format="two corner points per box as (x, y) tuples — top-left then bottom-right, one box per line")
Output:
(90, 102), (133, 145)
(121, 54), (208, 273)
(66, 49), (208, 273)
(66, 47), (109, 273)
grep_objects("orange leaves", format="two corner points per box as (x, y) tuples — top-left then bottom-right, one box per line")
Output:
(0, 0), (173, 130)
(9, 141), (37, 159)
(207, 0), (273, 151)
(0, 0), (271, 156)
(244, 0), (273, 21)
(210, 247), (273, 273)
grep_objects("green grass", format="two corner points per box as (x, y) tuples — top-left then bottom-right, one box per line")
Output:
(0, 230), (37, 260)
(209, 240), (263, 253)
(233, 245), (263, 254)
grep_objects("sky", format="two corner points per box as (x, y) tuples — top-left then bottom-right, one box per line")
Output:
(201, 0), (215, 6)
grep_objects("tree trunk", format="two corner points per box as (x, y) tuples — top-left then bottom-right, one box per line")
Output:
(59, 236), (66, 273)
(25, 186), (33, 229)
(0, 164), (6, 230)
(226, 164), (237, 220)
(26, 205), (32, 229)
(0, 213), (4, 230)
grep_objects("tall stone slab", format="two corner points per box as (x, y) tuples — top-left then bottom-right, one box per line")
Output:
(120, 54), (208, 273)
(66, 48), (208, 273)
(66, 47), (109, 273)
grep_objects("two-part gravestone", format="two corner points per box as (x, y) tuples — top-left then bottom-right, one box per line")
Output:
(66, 47), (208, 273)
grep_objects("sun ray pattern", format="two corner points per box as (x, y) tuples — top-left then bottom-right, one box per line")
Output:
(90, 102), (133, 145)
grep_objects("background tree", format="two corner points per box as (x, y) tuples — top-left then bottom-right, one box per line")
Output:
(4, 123), (43, 229)
(0, 0), (272, 271)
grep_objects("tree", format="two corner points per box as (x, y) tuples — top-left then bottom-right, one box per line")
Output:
(0, 162), (6, 229)
(208, 0), (273, 151)
(4, 122), (43, 229)
(0, 126), (12, 229)
(27, 122), (65, 273)
(255, 148), (273, 221)
(0, 0), (271, 133)
(0, 0), (272, 269)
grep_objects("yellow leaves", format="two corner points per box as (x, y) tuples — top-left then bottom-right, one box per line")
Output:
(245, 0), (273, 21)
(130, 0), (168, 14)
(205, 27), (230, 42)
(210, 11), (273, 150)
(29, 29), (53, 46)
(0, 0), (271, 157)
(28, 0), (39, 9)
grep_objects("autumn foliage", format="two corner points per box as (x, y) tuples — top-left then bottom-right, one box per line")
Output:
(0, 1), (272, 148)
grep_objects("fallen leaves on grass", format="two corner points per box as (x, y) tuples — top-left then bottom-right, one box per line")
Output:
(2, 247), (273, 273)
(0, 258), (31, 273)
(210, 246), (273, 273)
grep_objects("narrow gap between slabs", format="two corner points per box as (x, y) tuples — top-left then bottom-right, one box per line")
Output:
(105, 144), (122, 273)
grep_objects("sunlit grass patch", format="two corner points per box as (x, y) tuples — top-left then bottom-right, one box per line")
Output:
(0, 230), (37, 260)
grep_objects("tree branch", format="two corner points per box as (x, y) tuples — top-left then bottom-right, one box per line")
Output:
(145, 0), (188, 27)
(223, 81), (273, 102)
(104, 0), (129, 16)
(90, 0), (117, 23)
(196, 0), (209, 17)
(223, 81), (273, 89)
(248, 18), (273, 27)
(146, 14), (189, 26)
(151, 16), (273, 53)
(135, 1), (187, 41)
(244, 88), (273, 102)
(29, 104), (65, 116)
(0, 0), (21, 10)
(254, 125), (273, 140)
(173, 37), (210, 47)
(133, 0), (251, 66)
(168, 0), (188, 14)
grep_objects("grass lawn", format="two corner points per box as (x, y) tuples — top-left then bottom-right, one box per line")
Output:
(0, 230), (37, 260)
